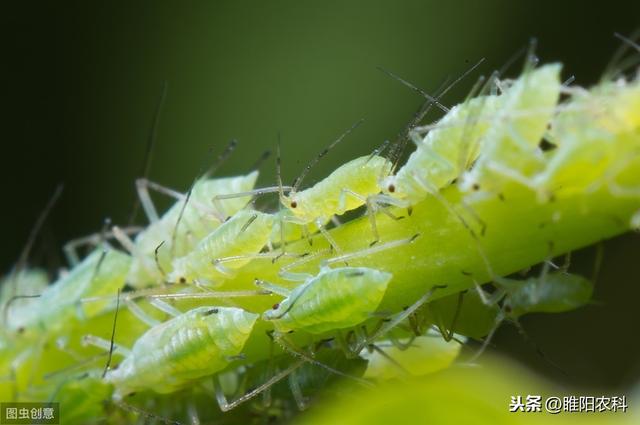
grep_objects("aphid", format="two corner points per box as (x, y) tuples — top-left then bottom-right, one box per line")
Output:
(168, 209), (275, 287)
(378, 63), (562, 207)
(113, 170), (260, 288)
(11, 248), (131, 338)
(276, 134), (393, 249)
(459, 62), (562, 194)
(470, 254), (594, 361)
(260, 267), (391, 335)
(97, 306), (258, 401)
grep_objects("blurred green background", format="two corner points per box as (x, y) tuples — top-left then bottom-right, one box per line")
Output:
(2, 0), (639, 393)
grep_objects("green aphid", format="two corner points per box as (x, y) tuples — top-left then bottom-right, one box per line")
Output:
(262, 267), (391, 335)
(104, 306), (258, 400)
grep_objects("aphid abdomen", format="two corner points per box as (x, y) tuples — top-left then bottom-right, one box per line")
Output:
(508, 272), (593, 317)
(169, 210), (275, 285)
(291, 156), (391, 221)
(265, 267), (392, 334)
(106, 306), (258, 398)
(463, 64), (562, 190)
(22, 249), (131, 333)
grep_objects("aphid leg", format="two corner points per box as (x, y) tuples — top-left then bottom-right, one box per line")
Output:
(124, 297), (161, 327)
(288, 370), (310, 410)
(272, 333), (373, 387)
(81, 335), (131, 357)
(276, 249), (328, 281)
(315, 218), (343, 254)
(369, 343), (411, 375)
(186, 402), (201, 425)
(214, 360), (304, 412)
(213, 252), (301, 271)
(356, 285), (447, 352)
(339, 188), (381, 245)
(111, 226), (154, 272)
(432, 291), (465, 342)
(466, 312), (503, 364)
(211, 186), (292, 220)
(63, 226), (140, 267)
(149, 298), (182, 317)
(254, 279), (292, 297)
(135, 178), (184, 223)
(323, 234), (419, 267)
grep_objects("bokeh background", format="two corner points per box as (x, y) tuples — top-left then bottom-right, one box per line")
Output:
(2, 0), (639, 392)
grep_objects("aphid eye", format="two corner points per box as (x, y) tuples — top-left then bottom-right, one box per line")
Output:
(290, 201), (297, 208)
(203, 308), (219, 316)
(272, 303), (280, 310)
(472, 183), (480, 191)
(17, 327), (25, 334)
(179, 277), (187, 284)
(388, 184), (395, 193)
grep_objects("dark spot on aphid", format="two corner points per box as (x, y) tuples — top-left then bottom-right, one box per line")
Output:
(451, 178), (458, 185)
(410, 233), (420, 242)
(346, 270), (365, 277)
(498, 193), (505, 201)
(203, 308), (219, 316)
(539, 138), (557, 152)
(179, 277), (187, 284)
(461, 270), (472, 276)
(127, 392), (136, 397)
(472, 183), (480, 191)
(17, 327), (24, 335)
(388, 184), (396, 193)
(290, 201), (297, 208)
(272, 303), (280, 310)
(407, 206), (413, 216)
(504, 305), (512, 314)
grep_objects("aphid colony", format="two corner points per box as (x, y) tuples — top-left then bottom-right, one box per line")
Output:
(1, 52), (639, 424)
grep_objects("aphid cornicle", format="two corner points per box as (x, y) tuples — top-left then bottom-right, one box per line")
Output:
(104, 306), (257, 400)
(168, 209), (275, 287)
(261, 267), (392, 334)
(115, 171), (260, 288)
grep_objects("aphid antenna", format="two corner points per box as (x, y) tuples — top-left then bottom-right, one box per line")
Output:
(290, 119), (365, 194)
(7, 184), (63, 299)
(387, 58), (486, 175)
(170, 180), (196, 256)
(603, 30), (640, 81)
(3, 294), (41, 325)
(117, 400), (184, 425)
(202, 139), (239, 179)
(128, 81), (168, 225)
(102, 288), (121, 378)
(376, 66), (450, 114)
(248, 149), (272, 173)
(522, 37), (540, 74)
(154, 241), (167, 277)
